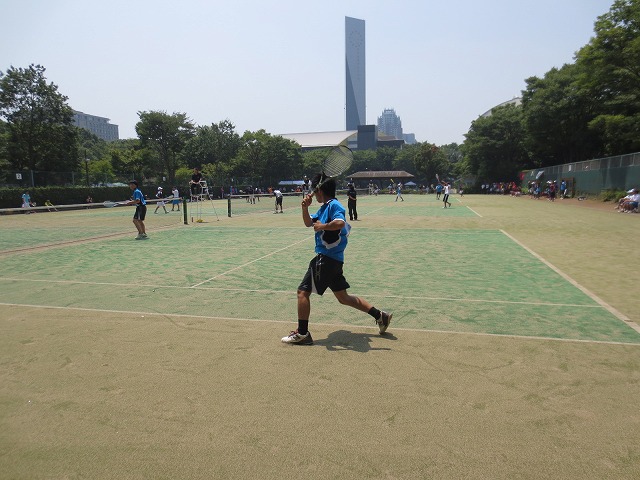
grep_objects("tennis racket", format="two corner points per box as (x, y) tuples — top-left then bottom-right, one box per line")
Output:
(103, 201), (126, 208)
(313, 145), (353, 194)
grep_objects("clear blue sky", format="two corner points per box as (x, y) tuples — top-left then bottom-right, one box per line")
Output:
(1, 0), (614, 145)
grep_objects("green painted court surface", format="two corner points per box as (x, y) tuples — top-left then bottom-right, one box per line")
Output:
(2, 193), (639, 479)
(1, 195), (637, 344)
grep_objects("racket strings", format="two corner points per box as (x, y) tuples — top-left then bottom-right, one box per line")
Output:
(323, 146), (353, 178)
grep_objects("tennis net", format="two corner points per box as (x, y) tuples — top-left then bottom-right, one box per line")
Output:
(226, 192), (303, 217)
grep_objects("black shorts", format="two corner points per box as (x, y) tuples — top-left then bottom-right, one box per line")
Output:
(298, 254), (350, 295)
(134, 205), (147, 221)
(275, 196), (283, 206)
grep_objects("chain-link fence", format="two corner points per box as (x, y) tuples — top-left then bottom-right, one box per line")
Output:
(522, 152), (640, 195)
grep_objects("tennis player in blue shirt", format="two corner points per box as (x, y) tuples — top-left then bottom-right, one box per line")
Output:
(281, 173), (392, 345)
(127, 180), (148, 240)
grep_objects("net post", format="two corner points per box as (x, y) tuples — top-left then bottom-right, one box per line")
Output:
(227, 194), (232, 217)
(183, 198), (188, 225)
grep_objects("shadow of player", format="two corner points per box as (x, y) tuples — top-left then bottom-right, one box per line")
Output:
(313, 329), (397, 353)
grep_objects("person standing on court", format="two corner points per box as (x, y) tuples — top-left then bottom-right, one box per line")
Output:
(154, 186), (168, 214)
(21, 191), (31, 209)
(171, 186), (180, 211)
(281, 173), (392, 345)
(395, 182), (404, 202)
(273, 188), (283, 213)
(441, 180), (452, 208)
(126, 180), (148, 239)
(347, 182), (358, 221)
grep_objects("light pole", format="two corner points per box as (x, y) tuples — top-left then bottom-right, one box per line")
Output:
(84, 150), (89, 186)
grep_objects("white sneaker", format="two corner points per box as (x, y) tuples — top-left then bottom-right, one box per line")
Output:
(281, 330), (313, 345)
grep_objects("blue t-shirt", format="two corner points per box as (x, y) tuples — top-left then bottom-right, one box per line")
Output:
(133, 188), (146, 205)
(311, 198), (350, 262)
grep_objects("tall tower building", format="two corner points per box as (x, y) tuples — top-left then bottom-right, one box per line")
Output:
(345, 16), (365, 131)
(377, 108), (403, 140)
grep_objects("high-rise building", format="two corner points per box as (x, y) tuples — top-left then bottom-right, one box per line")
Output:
(345, 16), (365, 131)
(377, 108), (403, 140)
(72, 110), (119, 142)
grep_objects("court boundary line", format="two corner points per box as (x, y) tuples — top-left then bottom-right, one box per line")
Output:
(501, 229), (640, 334)
(1, 301), (639, 347)
(0, 277), (611, 310)
(466, 206), (483, 217)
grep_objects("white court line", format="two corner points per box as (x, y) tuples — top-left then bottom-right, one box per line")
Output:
(0, 276), (612, 310)
(466, 206), (483, 217)
(1, 301), (639, 347)
(501, 229), (640, 334)
(190, 235), (312, 287)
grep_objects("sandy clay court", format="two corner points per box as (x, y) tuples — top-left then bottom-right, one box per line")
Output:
(1, 193), (639, 479)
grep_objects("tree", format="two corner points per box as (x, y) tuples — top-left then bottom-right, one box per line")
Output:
(231, 130), (302, 186)
(576, 0), (640, 154)
(412, 142), (449, 183)
(522, 64), (601, 166)
(0, 64), (78, 173)
(463, 104), (529, 182)
(182, 119), (242, 170)
(135, 111), (194, 185)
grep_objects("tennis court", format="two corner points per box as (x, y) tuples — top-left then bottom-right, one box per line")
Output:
(2, 193), (639, 479)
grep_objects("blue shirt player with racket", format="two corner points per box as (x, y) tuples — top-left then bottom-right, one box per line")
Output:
(126, 180), (148, 240)
(281, 172), (392, 345)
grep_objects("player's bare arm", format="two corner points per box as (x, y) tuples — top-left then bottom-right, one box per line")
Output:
(301, 194), (314, 227)
(313, 219), (345, 232)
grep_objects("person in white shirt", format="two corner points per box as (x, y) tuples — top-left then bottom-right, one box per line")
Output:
(441, 181), (452, 208)
(620, 189), (639, 212)
(274, 189), (283, 213)
(171, 186), (180, 211)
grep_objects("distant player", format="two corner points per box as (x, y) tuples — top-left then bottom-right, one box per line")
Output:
(395, 182), (404, 202)
(154, 187), (168, 214)
(126, 180), (147, 239)
(441, 180), (452, 208)
(274, 189), (283, 213)
(171, 186), (180, 211)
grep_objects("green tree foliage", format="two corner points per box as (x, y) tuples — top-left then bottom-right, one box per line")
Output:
(135, 111), (195, 185)
(350, 149), (376, 175)
(87, 158), (115, 186)
(463, 105), (529, 182)
(575, 0), (640, 154)
(107, 139), (148, 181)
(182, 119), (242, 170)
(232, 130), (302, 186)
(0, 119), (9, 169)
(77, 128), (109, 165)
(522, 64), (601, 166)
(0, 64), (78, 172)
(412, 143), (450, 182)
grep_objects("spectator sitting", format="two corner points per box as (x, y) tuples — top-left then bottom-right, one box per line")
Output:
(619, 189), (639, 213)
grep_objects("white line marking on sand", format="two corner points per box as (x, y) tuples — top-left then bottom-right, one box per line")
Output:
(466, 206), (483, 217)
(1, 302), (638, 347)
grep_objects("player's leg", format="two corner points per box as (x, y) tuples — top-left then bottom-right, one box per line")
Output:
(282, 262), (315, 344)
(333, 289), (392, 334)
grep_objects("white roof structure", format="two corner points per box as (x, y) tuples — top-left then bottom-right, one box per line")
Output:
(279, 131), (357, 148)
